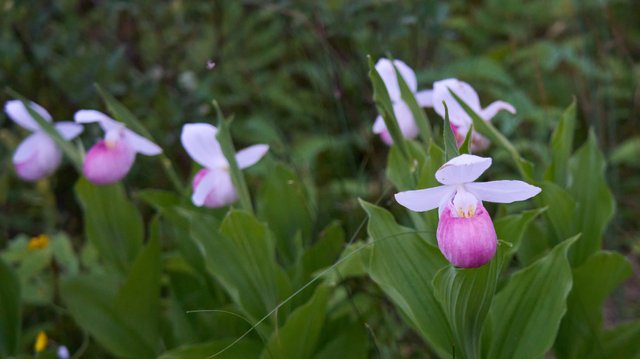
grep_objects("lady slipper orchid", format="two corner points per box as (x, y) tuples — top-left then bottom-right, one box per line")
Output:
(74, 110), (162, 185)
(4, 100), (83, 181)
(430, 78), (516, 151)
(395, 154), (541, 268)
(372, 58), (433, 145)
(181, 123), (268, 208)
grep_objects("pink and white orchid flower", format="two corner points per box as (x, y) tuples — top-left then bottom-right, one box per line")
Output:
(430, 78), (516, 151)
(74, 110), (162, 185)
(395, 154), (540, 268)
(4, 100), (83, 181)
(181, 123), (268, 208)
(372, 58), (433, 145)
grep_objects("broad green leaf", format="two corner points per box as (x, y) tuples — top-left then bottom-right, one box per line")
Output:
(301, 221), (345, 283)
(394, 62), (432, 144)
(51, 233), (79, 275)
(113, 231), (161, 355)
(555, 251), (632, 358)
(263, 285), (329, 358)
(314, 321), (368, 359)
(601, 320), (640, 358)
(0, 259), (20, 356)
(191, 210), (290, 328)
(61, 275), (153, 358)
(537, 181), (577, 246)
(158, 338), (262, 359)
(545, 100), (576, 185)
(610, 136), (640, 166)
(360, 200), (452, 357)
(494, 207), (546, 259)
(368, 55), (408, 157)
(75, 179), (143, 274)
(433, 247), (504, 359)
(567, 131), (615, 266)
(258, 163), (312, 267)
(442, 102), (460, 161)
(448, 89), (532, 180)
(485, 236), (577, 359)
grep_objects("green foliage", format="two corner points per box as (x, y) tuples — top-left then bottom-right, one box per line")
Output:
(0, 258), (20, 357)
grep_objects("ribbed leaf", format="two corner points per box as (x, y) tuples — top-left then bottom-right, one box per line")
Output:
(360, 200), (452, 357)
(443, 102), (459, 161)
(485, 236), (577, 359)
(545, 100), (576, 186)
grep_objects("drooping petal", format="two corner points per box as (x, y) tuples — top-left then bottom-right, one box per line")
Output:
(180, 123), (225, 169)
(415, 89), (434, 107)
(236, 144), (269, 169)
(13, 132), (62, 181)
(395, 185), (454, 212)
(124, 129), (162, 156)
(372, 115), (386, 134)
(4, 100), (52, 131)
(375, 58), (417, 102)
(82, 139), (136, 185)
(191, 168), (238, 208)
(480, 100), (516, 121)
(435, 154), (492, 185)
(373, 101), (419, 145)
(74, 109), (122, 132)
(54, 122), (84, 140)
(465, 180), (541, 203)
(432, 78), (481, 127)
(437, 203), (497, 268)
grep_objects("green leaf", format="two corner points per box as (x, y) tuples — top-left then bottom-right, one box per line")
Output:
(113, 231), (161, 355)
(433, 246), (504, 359)
(545, 100), (576, 185)
(448, 89), (532, 180)
(601, 320), (640, 358)
(300, 221), (345, 282)
(394, 62), (432, 144)
(191, 210), (290, 327)
(360, 200), (453, 357)
(442, 102), (460, 161)
(314, 321), (368, 359)
(494, 207), (546, 259)
(61, 236), (161, 357)
(610, 136), (640, 166)
(536, 181), (577, 247)
(75, 178), (143, 274)
(263, 284), (329, 358)
(485, 236), (577, 359)
(368, 55), (408, 157)
(0, 259), (20, 356)
(258, 163), (312, 267)
(217, 117), (254, 214)
(158, 338), (262, 359)
(555, 251), (632, 358)
(460, 124), (474, 155)
(567, 131), (615, 266)
(6, 89), (82, 169)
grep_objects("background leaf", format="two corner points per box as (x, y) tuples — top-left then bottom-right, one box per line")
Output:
(0, 258), (20, 357)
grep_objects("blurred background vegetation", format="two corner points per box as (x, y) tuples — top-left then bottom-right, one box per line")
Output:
(1, 0), (638, 354)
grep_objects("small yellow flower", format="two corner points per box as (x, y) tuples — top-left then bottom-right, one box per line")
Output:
(28, 235), (50, 251)
(34, 330), (48, 353)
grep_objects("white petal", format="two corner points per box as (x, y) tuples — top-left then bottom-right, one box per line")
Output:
(395, 185), (454, 212)
(415, 89), (434, 107)
(236, 144), (268, 169)
(480, 100), (516, 120)
(13, 132), (62, 181)
(54, 122), (84, 140)
(4, 100), (52, 131)
(465, 180), (541, 203)
(394, 101), (418, 140)
(435, 154), (492, 185)
(375, 58), (417, 102)
(124, 129), (162, 155)
(372, 115), (386, 134)
(192, 170), (218, 206)
(13, 132), (42, 163)
(180, 123), (224, 168)
(432, 78), (481, 127)
(74, 109), (122, 132)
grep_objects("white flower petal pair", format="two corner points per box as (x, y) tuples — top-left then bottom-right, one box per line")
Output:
(428, 78), (516, 151)
(4, 100), (83, 181)
(74, 110), (162, 185)
(371, 58), (433, 145)
(181, 123), (268, 208)
(395, 154), (541, 267)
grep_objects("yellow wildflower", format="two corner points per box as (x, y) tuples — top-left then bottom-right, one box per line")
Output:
(28, 235), (50, 251)
(34, 330), (48, 353)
